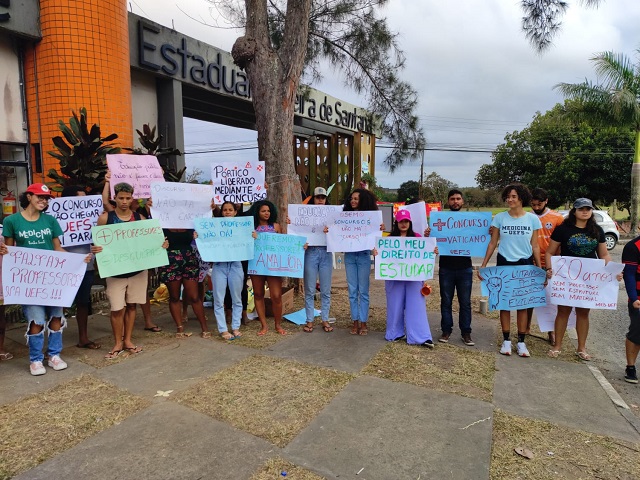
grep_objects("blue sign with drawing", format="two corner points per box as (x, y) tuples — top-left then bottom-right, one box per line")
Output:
(429, 211), (492, 257)
(480, 265), (547, 311)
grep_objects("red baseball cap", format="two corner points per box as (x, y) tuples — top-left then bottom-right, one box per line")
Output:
(26, 183), (53, 196)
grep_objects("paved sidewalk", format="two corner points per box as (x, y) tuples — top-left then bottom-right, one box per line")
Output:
(1, 278), (639, 479)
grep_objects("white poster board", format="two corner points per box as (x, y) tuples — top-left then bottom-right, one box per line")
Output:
(397, 201), (428, 236)
(211, 161), (267, 204)
(374, 236), (437, 281)
(149, 182), (214, 228)
(287, 204), (342, 246)
(47, 195), (103, 247)
(326, 211), (383, 252)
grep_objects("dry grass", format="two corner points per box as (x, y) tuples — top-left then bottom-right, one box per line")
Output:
(0, 374), (149, 480)
(491, 409), (640, 480)
(174, 355), (354, 447)
(250, 457), (326, 480)
(212, 318), (300, 349)
(496, 322), (580, 362)
(362, 341), (496, 402)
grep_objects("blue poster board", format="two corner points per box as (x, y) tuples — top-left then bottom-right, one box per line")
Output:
(248, 233), (306, 278)
(480, 265), (547, 310)
(429, 211), (492, 257)
(194, 217), (255, 262)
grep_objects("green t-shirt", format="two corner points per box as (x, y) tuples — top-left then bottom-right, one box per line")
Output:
(3, 212), (64, 250)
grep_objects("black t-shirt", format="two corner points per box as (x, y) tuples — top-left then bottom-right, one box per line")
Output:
(550, 223), (605, 258)
(163, 229), (195, 251)
(439, 255), (472, 269)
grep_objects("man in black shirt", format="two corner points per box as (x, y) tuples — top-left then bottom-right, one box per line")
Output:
(622, 235), (640, 383)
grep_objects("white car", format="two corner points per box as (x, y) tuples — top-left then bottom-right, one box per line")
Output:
(558, 210), (619, 250)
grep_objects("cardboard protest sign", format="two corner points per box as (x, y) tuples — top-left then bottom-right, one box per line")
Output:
(480, 265), (547, 310)
(248, 233), (306, 278)
(150, 182), (214, 228)
(534, 287), (577, 332)
(397, 201), (429, 237)
(194, 217), (255, 262)
(107, 154), (165, 199)
(92, 219), (169, 277)
(2, 247), (87, 307)
(287, 204), (342, 246)
(429, 211), (492, 257)
(47, 195), (103, 247)
(326, 211), (383, 252)
(211, 161), (267, 204)
(548, 256), (623, 309)
(375, 236), (437, 281)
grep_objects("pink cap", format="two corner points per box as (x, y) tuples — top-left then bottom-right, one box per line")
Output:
(395, 209), (412, 222)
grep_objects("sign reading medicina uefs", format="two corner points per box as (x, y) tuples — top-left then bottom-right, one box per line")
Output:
(211, 161), (267, 204)
(91, 219), (169, 277)
(2, 247), (88, 307)
(374, 236), (437, 281)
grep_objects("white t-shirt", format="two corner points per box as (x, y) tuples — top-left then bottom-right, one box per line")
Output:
(491, 211), (541, 262)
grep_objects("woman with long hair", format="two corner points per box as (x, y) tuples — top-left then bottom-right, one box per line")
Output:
(546, 198), (617, 360)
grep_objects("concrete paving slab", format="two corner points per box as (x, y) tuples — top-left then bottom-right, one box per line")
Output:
(14, 402), (277, 480)
(285, 375), (493, 480)
(95, 338), (253, 397)
(493, 355), (640, 443)
(263, 328), (387, 373)
(428, 311), (499, 353)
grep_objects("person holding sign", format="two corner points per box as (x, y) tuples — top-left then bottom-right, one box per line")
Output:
(2, 183), (92, 375)
(340, 188), (384, 336)
(250, 200), (286, 335)
(479, 184), (542, 357)
(379, 210), (434, 347)
(545, 198), (614, 360)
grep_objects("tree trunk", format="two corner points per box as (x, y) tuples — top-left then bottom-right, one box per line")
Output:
(232, 0), (312, 233)
(631, 129), (640, 235)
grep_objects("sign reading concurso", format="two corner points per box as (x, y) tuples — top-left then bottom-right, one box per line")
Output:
(128, 13), (378, 135)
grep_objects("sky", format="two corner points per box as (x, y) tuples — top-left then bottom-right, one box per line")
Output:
(131, 0), (640, 188)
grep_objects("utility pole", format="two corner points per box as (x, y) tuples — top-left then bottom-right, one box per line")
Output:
(419, 148), (424, 200)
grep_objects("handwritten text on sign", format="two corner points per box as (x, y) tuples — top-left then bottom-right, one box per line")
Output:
(211, 161), (267, 204)
(375, 236), (437, 281)
(548, 256), (623, 309)
(2, 247), (87, 307)
(47, 195), (103, 247)
(429, 211), (492, 257)
(150, 182), (214, 229)
(92, 219), (169, 277)
(326, 210), (383, 252)
(287, 204), (342, 246)
(194, 217), (255, 262)
(248, 233), (306, 278)
(480, 265), (547, 310)
(107, 154), (165, 199)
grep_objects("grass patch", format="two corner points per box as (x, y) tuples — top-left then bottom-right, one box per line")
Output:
(251, 457), (326, 480)
(0, 374), (149, 480)
(175, 355), (354, 447)
(491, 409), (640, 479)
(362, 341), (495, 402)
(495, 322), (580, 362)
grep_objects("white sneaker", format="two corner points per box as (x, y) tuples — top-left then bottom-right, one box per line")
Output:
(500, 340), (512, 356)
(30, 361), (46, 376)
(517, 342), (530, 358)
(48, 355), (68, 371)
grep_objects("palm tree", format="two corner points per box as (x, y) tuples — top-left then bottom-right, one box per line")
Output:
(555, 49), (640, 233)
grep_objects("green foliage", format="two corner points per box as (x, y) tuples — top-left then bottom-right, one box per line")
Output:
(361, 173), (395, 202)
(460, 187), (501, 208)
(46, 108), (120, 193)
(422, 171), (456, 206)
(475, 102), (634, 209)
(125, 123), (185, 182)
(396, 180), (420, 203)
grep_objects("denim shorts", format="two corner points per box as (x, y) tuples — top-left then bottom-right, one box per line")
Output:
(22, 305), (64, 326)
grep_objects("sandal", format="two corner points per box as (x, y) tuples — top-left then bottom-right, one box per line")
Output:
(176, 326), (192, 338)
(220, 332), (235, 340)
(144, 326), (162, 333)
(232, 330), (242, 338)
(575, 351), (592, 361)
(200, 331), (212, 339)
(0, 352), (14, 361)
(124, 345), (143, 354)
(303, 322), (314, 333)
(77, 341), (101, 349)
(322, 322), (334, 333)
(548, 349), (561, 358)
(350, 321), (360, 335)
(359, 323), (368, 336)
(104, 349), (123, 359)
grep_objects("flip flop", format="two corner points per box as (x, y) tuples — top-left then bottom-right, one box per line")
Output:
(303, 323), (314, 333)
(232, 330), (242, 338)
(321, 322), (334, 332)
(105, 349), (123, 359)
(575, 351), (592, 361)
(124, 345), (143, 354)
(144, 326), (162, 333)
(0, 352), (14, 361)
(200, 331), (212, 339)
(547, 349), (561, 358)
(77, 341), (101, 349)
(220, 332), (235, 340)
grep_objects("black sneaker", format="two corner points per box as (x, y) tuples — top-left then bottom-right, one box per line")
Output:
(625, 366), (638, 384)
(438, 333), (450, 343)
(391, 335), (406, 342)
(462, 333), (475, 346)
(423, 339), (435, 349)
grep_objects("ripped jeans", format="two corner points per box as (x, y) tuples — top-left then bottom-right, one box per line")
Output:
(23, 305), (66, 363)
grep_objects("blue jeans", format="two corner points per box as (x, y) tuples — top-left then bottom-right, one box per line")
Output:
(345, 250), (371, 323)
(439, 267), (473, 334)
(212, 261), (244, 333)
(304, 246), (333, 322)
(22, 305), (65, 363)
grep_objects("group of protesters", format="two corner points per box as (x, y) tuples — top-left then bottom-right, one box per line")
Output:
(2, 177), (640, 387)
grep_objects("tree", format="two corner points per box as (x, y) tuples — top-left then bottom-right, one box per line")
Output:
(422, 172), (456, 206)
(555, 50), (640, 231)
(476, 102), (635, 210)
(396, 180), (420, 203)
(521, 0), (603, 52)
(211, 1), (424, 227)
